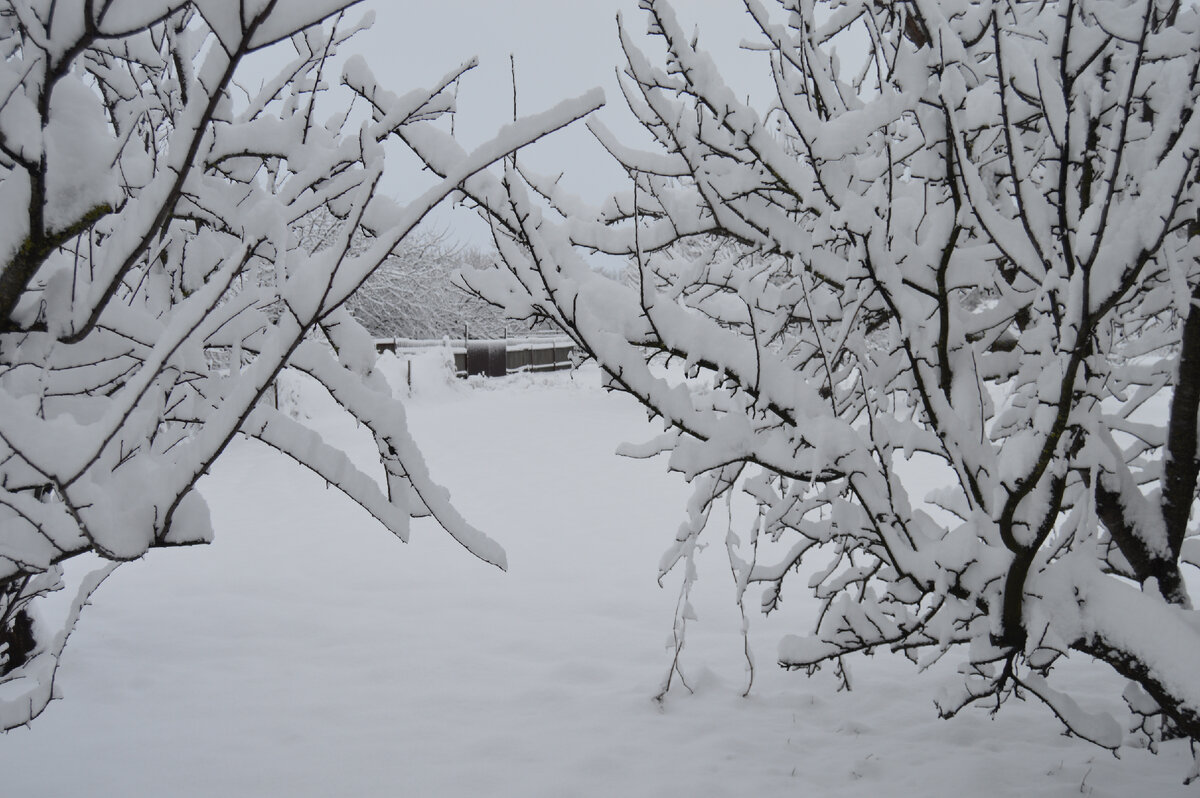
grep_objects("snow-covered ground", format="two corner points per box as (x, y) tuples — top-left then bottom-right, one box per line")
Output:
(0, 354), (1192, 797)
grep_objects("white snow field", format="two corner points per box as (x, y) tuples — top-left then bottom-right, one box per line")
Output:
(0, 353), (1193, 797)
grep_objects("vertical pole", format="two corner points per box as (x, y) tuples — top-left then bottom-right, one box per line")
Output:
(509, 54), (518, 172)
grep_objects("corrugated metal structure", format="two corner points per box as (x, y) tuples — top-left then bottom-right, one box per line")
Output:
(465, 340), (507, 377)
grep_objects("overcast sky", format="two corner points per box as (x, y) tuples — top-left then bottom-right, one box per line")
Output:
(342, 1), (765, 246)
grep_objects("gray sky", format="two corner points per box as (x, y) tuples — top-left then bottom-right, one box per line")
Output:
(346, 1), (764, 246)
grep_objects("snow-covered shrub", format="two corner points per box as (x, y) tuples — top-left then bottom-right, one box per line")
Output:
(448, 0), (1200, 778)
(294, 209), (509, 339)
(346, 236), (510, 339)
(0, 0), (600, 728)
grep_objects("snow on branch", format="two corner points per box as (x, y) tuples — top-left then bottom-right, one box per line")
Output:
(0, 0), (584, 727)
(462, 0), (1200, 776)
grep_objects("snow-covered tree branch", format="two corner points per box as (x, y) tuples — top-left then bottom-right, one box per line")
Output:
(293, 210), (510, 339)
(347, 239), (510, 339)
(457, 0), (1200, 777)
(0, 0), (601, 728)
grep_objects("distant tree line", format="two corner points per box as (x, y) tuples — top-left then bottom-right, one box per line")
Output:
(295, 208), (508, 340)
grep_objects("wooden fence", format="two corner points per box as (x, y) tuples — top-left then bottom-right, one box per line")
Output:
(375, 336), (576, 378)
